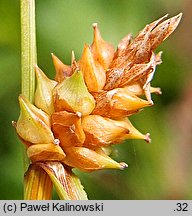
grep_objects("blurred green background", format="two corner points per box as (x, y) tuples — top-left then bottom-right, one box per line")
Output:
(0, 0), (191, 199)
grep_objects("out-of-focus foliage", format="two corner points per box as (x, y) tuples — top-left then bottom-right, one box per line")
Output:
(0, 0), (191, 199)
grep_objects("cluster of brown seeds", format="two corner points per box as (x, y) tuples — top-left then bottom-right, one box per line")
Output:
(15, 14), (182, 172)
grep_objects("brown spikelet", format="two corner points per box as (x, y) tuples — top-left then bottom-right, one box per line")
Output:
(64, 147), (127, 172)
(91, 23), (115, 70)
(82, 115), (130, 146)
(52, 53), (72, 82)
(92, 87), (152, 118)
(51, 111), (85, 148)
(104, 13), (182, 91)
(150, 13), (182, 50)
(78, 44), (106, 92)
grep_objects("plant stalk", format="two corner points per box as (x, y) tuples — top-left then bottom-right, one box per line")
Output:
(21, 0), (36, 102)
(20, 0), (36, 173)
(20, 0), (53, 199)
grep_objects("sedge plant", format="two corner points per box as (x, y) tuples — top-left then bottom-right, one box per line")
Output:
(13, 0), (182, 199)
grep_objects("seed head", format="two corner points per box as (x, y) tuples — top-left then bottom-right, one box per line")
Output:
(15, 14), (182, 173)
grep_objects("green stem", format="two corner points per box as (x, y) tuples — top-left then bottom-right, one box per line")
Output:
(20, 0), (53, 200)
(20, 0), (37, 102)
(20, 0), (36, 191)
